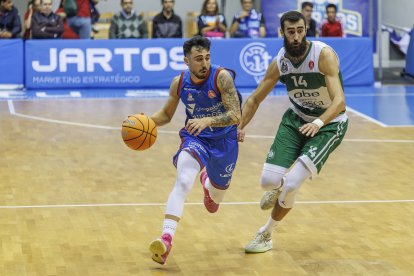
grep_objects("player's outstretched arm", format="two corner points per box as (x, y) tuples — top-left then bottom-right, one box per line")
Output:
(185, 69), (241, 136)
(239, 60), (280, 130)
(150, 75), (180, 127)
(299, 47), (346, 137)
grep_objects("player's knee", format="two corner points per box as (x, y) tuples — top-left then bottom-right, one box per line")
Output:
(260, 169), (284, 191)
(278, 177), (301, 208)
(175, 175), (194, 195)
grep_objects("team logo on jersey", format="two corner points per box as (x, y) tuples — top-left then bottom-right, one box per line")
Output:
(239, 42), (273, 84)
(187, 93), (194, 101)
(280, 59), (288, 73)
(187, 103), (195, 115)
(208, 90), (216, 99)
(309, 60), (314, 70)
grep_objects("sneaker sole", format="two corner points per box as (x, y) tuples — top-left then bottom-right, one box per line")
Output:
(149, 239), (167, 264)
(244, 246), (273, 254)
(245, 242), (273, 254)
(260, 190), (281, 210)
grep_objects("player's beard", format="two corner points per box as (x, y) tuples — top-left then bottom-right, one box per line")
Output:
(193, 67), (209, 80)
(284, 36), (307, 58)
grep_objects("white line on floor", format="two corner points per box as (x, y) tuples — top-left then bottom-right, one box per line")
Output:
(8, 100), (414, 143)
(1, 199), (413, 209)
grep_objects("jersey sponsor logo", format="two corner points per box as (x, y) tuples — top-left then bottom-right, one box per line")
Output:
(239, 42), (273, 84)
(188, 141), (207, 154)
(309, 60), (314, 70)
(195, 102), (223, 112)
(293, 90), (320, 98)
(208, 90), (216, 99)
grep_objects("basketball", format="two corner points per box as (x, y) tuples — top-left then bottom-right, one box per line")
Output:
(121, 114), (157, 151)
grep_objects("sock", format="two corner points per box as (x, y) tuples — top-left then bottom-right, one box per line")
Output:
(205, 178), (226, 203)
(162, 219), (178, 238)
(259, 217), (279, 234)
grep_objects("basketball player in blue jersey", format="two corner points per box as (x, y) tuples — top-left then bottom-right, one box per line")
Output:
(148, 36), (242, 265)
(238, 11), (348, 253)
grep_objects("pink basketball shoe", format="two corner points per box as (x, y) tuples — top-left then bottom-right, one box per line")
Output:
(200, 171), (219, 213)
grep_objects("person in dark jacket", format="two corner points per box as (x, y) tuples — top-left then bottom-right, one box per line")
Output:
(152, 0), (182, 38)
(0, 0), (21, 38)
(31, 0), (64, 39)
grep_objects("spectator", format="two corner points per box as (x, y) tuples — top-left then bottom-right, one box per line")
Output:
(301, 1), (317, 37)
(229, 0), (265, 38)
(67, 0), (99, 39)
(197, 0), (226, 39)
(152, 0), (182, 38)
(320, 3), (345, 37)
(0, 0), (21, 38)
(56, 0), (79, 38)
(23, 0), (41, 39)
(31, 0), (64, 39)
(109, 0), (147, 39)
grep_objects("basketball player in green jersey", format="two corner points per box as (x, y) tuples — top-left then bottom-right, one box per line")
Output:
(238, 10), (348, 253)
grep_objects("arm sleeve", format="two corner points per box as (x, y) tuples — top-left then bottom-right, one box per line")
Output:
(30, 15), (43, 38)
(108, 17), (117, 39)
(176, 17), (183, 38)
(11, 13), (22, 37)
(152, 16), (158, 38)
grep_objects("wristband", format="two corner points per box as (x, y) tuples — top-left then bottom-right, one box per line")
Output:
(312, 118), (324, 128)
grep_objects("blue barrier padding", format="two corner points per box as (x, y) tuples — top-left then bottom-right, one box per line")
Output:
(23, 38), (373, 89)
(405, 28), (414, 77)
(0, 39), (24, 86)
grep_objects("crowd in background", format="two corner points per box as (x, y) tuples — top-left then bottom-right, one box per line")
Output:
(0, 0), (345, 40)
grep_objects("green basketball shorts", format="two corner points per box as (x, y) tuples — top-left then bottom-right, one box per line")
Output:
(265, 108), (348, 175)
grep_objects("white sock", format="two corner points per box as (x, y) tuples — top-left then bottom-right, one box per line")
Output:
(162, 219), (178, 237)
(205, 178), (226, 203)
(259, 217), (279, 234)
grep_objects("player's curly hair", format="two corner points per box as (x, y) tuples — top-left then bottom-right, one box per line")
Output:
(183, 35), (211, 56)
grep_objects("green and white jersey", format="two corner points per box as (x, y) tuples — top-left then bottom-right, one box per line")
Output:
(276, 41), (347, 123)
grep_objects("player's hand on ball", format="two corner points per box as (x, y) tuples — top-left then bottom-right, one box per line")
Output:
(186, 118), (211, 136)
(299, 123), (320, 137)
(237, 128), (245, 142)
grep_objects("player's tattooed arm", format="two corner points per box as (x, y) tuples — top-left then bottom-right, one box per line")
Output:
(212, 69), (241, 127)
(185, 70), (241, 136)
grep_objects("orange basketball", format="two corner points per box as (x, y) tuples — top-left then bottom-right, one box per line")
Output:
(121, 114), (157, 151)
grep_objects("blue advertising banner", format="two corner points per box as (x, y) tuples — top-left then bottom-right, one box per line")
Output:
(0, 40), (24, 87)
(25, 39), (186, 89)
(262, 0), (373, 37)
(25, 38), (373, 89)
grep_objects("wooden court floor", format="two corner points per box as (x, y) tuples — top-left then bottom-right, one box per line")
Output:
(0, 96), (413, 275)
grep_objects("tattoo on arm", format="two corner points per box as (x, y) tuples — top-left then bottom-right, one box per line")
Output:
(210, 70), (241, 127)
